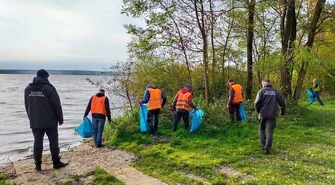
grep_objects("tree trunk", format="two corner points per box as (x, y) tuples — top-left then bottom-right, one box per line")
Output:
(221, 0), (235, 85)
(194, 0), (209, 105)
(280, 0), (296, 99)
(293, 0), (326, 101)
(210, 0), (216, 97)
(246, 0), (255, 100)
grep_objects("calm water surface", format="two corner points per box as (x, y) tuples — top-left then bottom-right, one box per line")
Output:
(0, 74), (122, 165)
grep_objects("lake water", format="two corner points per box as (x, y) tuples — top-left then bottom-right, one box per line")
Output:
(0, 74), (123, 165)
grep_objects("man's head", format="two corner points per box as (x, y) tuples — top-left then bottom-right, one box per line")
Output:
(37, 69), (49, 79)
(184, 84), (192, 90)
(146, 84), (154, 89)
(227, 79), (235, 86)
(313, 79), (317, 83)
(261, 79), (271, 87)
(99, 89), (105, 95)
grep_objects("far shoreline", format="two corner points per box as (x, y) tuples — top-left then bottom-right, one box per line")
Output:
(0, 69), (115, 76)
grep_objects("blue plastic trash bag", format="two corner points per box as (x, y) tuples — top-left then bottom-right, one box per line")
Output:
(139, 104), (148, 132)
(190, 108), (204, 133)
(239, 104), (247, 121)
(75, 117), (93, 138)
(306, 89), (314, 104)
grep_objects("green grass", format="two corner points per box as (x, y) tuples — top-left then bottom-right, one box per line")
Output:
(0, 173), (15, 185)
(105, 100), (335, 184)
(92, 167), (125, 185)
(56, 175), (81, 185)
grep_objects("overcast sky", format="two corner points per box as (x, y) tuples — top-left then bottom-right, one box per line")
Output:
(0, 0), (142, 71)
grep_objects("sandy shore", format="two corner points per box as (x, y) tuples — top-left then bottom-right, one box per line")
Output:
(0, 143), (167, 185)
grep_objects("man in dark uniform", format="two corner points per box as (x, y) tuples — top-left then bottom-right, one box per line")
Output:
(254, 79), (286, 155)
(24, 69), (68, 171)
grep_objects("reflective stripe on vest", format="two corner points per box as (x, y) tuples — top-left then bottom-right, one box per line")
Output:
(231, 84), (243, 104)
(91, 95), (107, 116)
(148, 88), (162, 110)
(175, 91), (191, 111)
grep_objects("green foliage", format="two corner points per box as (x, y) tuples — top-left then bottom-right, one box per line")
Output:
(92, 167), (125, 185)
(105, 109), (140, 145)
(56, 175), (81, 185)
(104, 99), (335, 184)
(131, 58), (188, 98)
(0, 173), (15, 185)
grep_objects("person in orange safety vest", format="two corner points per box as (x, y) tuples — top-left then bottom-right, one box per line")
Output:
(227, 79), (243, 122)
(172, 84), (198, 131)
(138, 85), (167, 137)
(84, 89), (111, 147)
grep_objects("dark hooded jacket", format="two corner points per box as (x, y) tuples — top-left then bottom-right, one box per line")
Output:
(24, 77), (63, 128)
(254, 85), (286, 119)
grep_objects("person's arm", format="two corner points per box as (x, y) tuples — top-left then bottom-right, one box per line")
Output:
(188, 94), (197, 110)
(84, 97), (93, 117)
(105, 97), (112, 122)
(172, 91), (179, 110)
(140, 90), (150, 104)
(254, 90), (262, 113)
(161, 93), (167, 107)
(48, 86), (64, 123)
(24, 87), (30, 119)
(227, 87), (235, 105)
(277, 91), (286, 116)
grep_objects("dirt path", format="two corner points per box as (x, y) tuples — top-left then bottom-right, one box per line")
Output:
(1, 144), (167, 185)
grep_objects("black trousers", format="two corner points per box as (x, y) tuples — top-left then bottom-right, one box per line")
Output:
(147, 109), (160, 135)
(173, 111), (190, 131)
(229, 103), (241, 122)
(259, 118), (276, 149)
(32, 127), (60, 165)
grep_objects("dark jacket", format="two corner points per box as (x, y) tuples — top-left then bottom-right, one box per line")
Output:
(24, 77), (63, 128)
(84, 93), (111, 122)
(173, 88), (197, 112)
(140, 87), (167, 108)
(254, 85), (286, 119)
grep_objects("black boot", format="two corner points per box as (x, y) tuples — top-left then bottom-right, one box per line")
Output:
(35, 162), (42, 171)
(53, 161), (68, 169)
(264, 148), (270, 155)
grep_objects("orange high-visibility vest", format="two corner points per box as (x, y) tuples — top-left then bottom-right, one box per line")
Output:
(147, 88), (162, 110)
(175, 91), (191, 111)
(231, 84), (243, 104)
(91, 95), (107, 115)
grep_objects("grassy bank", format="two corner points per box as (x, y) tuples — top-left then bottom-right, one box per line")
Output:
(104, 99), (335, 185)
(0, 173), (14, 185)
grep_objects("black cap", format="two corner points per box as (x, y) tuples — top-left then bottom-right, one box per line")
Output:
(184, 84), (192, 89)
(37, 69), (49, 79)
